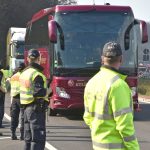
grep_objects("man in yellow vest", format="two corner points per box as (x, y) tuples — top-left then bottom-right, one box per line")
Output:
(10, 63), (25, 140)
(20, 49), (49, 150)
(3, 66), (12, 92)
(0, 65), (6, 128)
(83, 41), (140, 150)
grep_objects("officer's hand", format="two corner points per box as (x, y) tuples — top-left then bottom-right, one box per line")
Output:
(47, 87), (52, 97)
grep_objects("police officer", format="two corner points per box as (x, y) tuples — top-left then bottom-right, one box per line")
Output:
(83, 42), (140, 150)
(10, 63), (25, 140)
(0, 65), (6, 128)
(20, 49), (49, 150)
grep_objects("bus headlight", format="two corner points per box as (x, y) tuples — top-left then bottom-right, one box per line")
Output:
(131, 87), (137, 97)
(56, 87), (70, 99)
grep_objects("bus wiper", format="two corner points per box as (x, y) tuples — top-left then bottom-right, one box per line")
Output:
(61, 67), (99, 75)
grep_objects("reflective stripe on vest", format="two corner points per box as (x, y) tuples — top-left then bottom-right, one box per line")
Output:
(103, 75), (120, 114)
(123, 134), (136, 142)
(84, 107), (113, 120)
(93, 141), (124, 149)
(20, 90), (33, 95)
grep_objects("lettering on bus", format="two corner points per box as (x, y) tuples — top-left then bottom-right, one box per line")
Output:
(75, 82), (87, 87)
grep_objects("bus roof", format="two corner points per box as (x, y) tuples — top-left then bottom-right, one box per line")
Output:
(28, 5), (132, 25)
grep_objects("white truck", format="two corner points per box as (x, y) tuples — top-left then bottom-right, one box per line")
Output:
(6, 27), (26, 74)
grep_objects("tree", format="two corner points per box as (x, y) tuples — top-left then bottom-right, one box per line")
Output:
(0, 0), (52, 66)
(58, 0), (77, 5)
(0, 0), (77, 66)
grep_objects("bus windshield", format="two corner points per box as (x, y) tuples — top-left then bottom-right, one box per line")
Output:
(54, 10), (137, 75)
(14, 41), (25, 59)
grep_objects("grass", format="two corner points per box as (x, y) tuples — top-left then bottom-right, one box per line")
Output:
(138, 78), (150, 96)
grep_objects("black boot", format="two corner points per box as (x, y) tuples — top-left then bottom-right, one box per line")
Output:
(20, 132), (24, 140)
(11, 132), (17, 140)
(20, 128), (24, 140)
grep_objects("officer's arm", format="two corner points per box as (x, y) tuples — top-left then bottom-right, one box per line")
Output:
(0, 71), (5, 93)
(110, 81), (140, 150)
(33, 75), (47, 97)
(83, 87), (92, 129)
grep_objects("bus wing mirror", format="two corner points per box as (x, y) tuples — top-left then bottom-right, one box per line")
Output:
(140, 21), (148, 43)
(48, 20), (57, 43)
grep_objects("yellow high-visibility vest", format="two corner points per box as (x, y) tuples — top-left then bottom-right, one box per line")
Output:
(0, 69), (6, 92)
(19, 67), (48, 105)
(10, 72), (21, 97)
(1, 69), (10, 79)
(83, 67), (140, 150)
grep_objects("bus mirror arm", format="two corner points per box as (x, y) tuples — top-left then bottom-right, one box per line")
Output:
(124, 21), (136, 50)
(56, 22), (65, 50)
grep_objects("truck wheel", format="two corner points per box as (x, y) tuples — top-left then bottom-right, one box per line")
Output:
(48, 108), (57, 116)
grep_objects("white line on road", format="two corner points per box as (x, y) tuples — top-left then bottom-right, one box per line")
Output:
(4, 113), (11, 121)
(0, 137), (11, 140)
(46, 141), (58, 150)
(4, 113), (58, 150)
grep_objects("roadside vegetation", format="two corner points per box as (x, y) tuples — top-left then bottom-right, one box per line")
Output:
(138, 78), (150, 96)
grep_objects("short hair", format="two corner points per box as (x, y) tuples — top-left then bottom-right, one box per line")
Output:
(102, 41), (122, 57)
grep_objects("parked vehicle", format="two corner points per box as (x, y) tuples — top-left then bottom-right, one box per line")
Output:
(6, 27), (26, 74)
(25, 5), (148, 115)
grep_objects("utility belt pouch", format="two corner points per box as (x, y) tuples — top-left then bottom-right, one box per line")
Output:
(34, 98), (48, 112)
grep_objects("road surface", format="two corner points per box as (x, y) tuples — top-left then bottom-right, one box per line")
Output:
(0, 94), (149, 150)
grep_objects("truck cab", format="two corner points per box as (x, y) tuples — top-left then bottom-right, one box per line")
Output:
(6, 27), (26, 74)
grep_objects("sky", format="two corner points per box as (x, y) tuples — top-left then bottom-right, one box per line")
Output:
(77, 0), (150, 22)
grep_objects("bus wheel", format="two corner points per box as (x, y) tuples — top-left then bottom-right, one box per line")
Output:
(48, 108), (57, 116)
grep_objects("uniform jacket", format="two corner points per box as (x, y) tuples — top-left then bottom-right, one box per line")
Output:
(20, 63), (48, 105)
(83, 66), (140, 150)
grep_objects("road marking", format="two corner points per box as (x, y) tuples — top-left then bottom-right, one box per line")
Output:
(46, 141), (58, 150)
(4, 113), (11, 121)
(0, 136), (19, 140)
(4, 113), (58, 150)
(0, 137), (11, 140)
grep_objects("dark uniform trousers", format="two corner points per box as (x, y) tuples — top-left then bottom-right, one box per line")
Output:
(10, 97), (24, 133)
(24, 103), (46, 150)
(0, 92), (5, 126)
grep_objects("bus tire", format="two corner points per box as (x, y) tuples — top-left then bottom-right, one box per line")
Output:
(48, 108), (57, 116)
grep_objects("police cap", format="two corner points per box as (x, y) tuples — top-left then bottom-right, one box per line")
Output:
(28, 49), (40, 59)
(102, 42), (122, 57)
(18, 62), (25, 70)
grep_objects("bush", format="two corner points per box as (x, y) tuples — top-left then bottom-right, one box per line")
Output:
(138, 78), (150, 96)
(138, 87), (147, 95)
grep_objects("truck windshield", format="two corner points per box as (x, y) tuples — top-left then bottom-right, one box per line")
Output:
(14, 41), (25, 59)
(54, 10), (137, 75)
